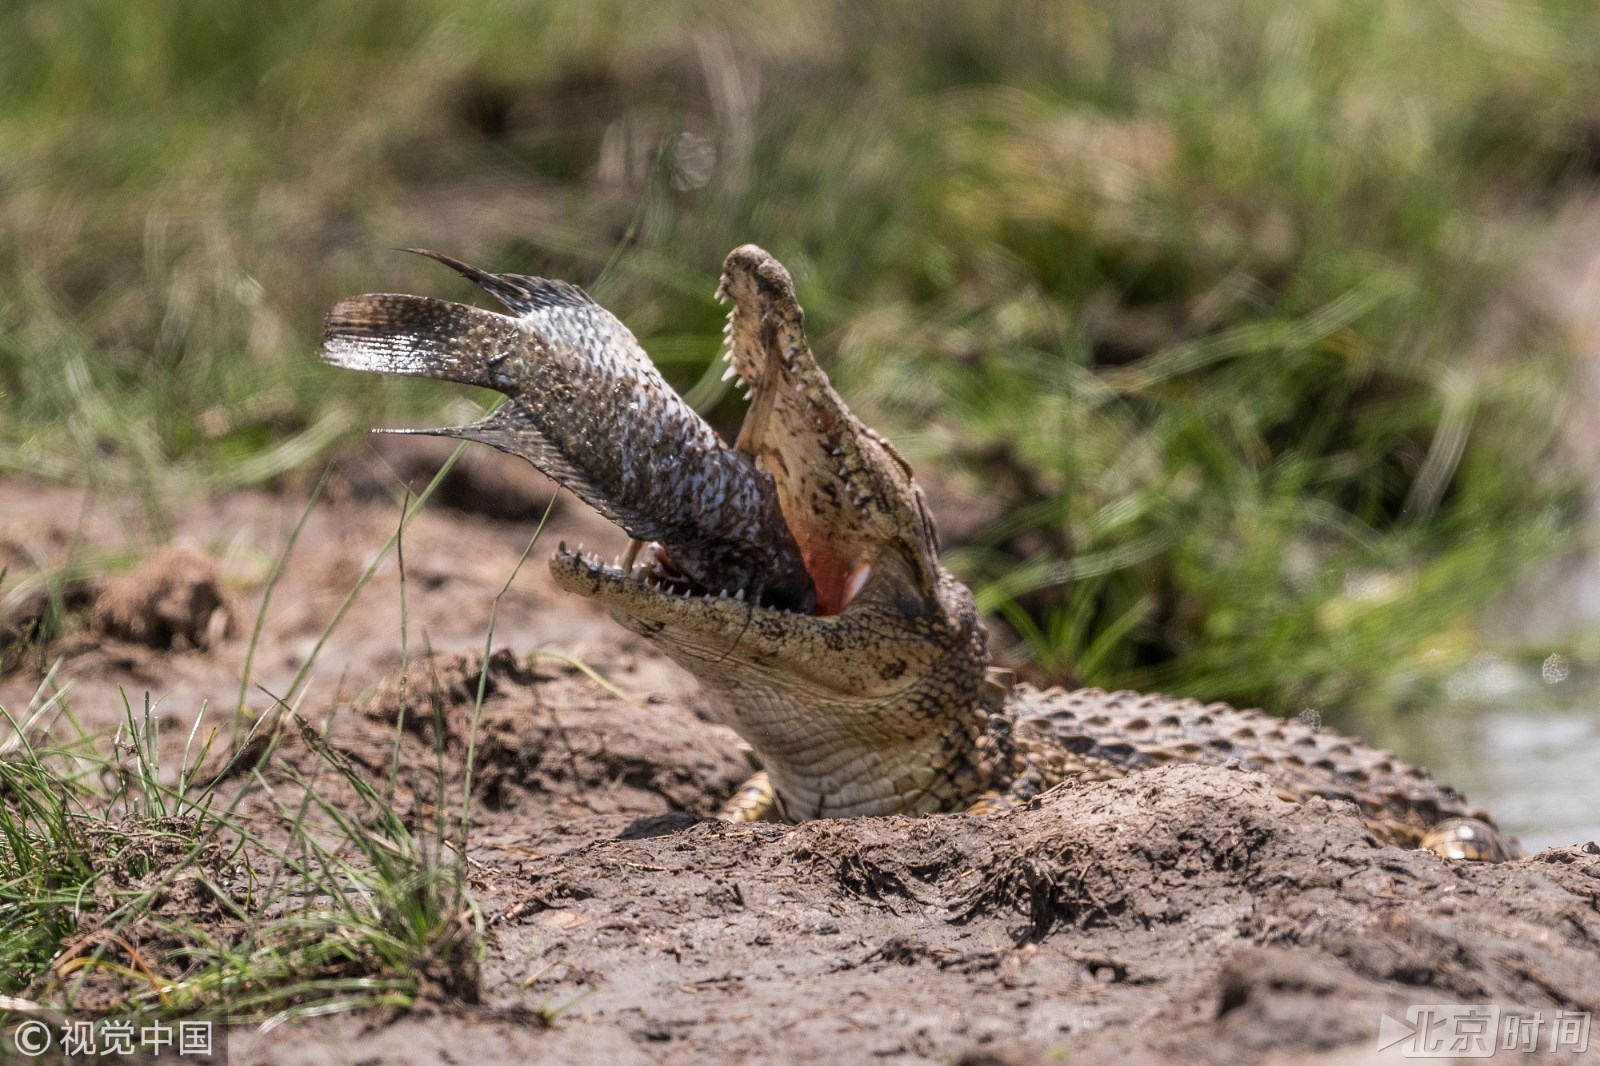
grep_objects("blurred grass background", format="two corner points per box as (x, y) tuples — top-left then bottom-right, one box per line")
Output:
(4, 0), (1600, 717)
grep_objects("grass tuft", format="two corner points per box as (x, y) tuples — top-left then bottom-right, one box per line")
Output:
(0, 459), (517, 1024)
(0, 689), (479, 1023)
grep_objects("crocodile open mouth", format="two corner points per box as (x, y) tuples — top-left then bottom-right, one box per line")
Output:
(549, 532), (874, 618)
(321, 242), (922, 627)
(547, 246), (903, 623)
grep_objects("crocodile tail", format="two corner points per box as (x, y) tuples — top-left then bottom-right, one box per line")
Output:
(321, 294), (522, 389)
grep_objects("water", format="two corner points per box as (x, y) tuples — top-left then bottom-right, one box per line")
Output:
(1361, 661), (1600, 853)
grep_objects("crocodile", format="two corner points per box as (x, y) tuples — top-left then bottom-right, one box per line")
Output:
(322, 245), (1520, 862)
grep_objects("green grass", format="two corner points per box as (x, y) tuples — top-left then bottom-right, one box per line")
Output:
(5, 0), (1600, 713)
(0, 698), (480, 1022)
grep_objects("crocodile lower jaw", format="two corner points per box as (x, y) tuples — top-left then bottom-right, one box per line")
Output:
(550, 542), (811, 620)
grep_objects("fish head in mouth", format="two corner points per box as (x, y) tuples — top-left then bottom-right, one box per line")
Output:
(549, 246), (994, 815)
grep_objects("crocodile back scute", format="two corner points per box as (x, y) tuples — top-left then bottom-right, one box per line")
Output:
(1002, 684), (1494, 848)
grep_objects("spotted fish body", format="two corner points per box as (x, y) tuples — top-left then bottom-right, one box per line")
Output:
(321, 251), (814, 610)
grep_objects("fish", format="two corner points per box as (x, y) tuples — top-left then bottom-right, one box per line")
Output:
(321, 250), (815, 611)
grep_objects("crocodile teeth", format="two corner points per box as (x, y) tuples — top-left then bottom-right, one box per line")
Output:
(721, 364), (738, 382)
(843, 563), (872, 607)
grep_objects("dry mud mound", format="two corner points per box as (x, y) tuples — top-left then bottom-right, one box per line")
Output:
(90, 544), (238, 651)
(1, 543), (236, 663)
(335, 649), (757, 821)
(248, 650), (1600, 1066)
(4, 473), (1595, 1063)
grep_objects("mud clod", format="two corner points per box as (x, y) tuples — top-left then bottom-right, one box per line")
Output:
(0, 577), (97, 661)
(91, 545), (237, 651)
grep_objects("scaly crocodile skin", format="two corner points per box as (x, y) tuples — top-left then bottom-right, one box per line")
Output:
(988, 685), (1508, 856)
(323, 245), (1521, 862)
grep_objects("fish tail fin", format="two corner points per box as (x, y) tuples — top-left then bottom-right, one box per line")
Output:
(321, 294), (521, 389)
(381, 403), (613, 524)
(405, 248), (598, 317)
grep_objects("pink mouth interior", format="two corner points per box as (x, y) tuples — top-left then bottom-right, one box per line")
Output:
(788, 513), (869, 617)
(650, 529), (865, 617)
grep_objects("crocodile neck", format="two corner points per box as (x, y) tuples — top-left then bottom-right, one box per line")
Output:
(600, 567), (1000, 820)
